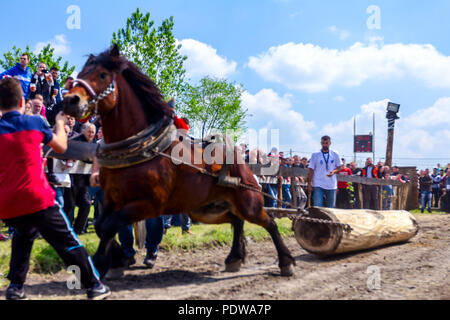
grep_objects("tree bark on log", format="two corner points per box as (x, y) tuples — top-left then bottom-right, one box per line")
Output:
(293, 207), (419, 257)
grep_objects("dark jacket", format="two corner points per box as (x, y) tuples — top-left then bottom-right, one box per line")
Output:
(419, 175), (433, 192)
(30, 74), (54, 107)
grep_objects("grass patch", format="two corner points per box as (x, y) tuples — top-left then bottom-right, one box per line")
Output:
(409, 209), (447, 215)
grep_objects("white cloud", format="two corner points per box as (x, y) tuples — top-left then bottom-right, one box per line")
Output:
(248, 41), (450, 93)
(179, 39), (237, 79)
(329, 26), (350, 40)
(242, 93), (450, 167)
(319, 98), (450, 166)
(34, 34), (71, 56)
(334, 95), (345, 102)
(241, 89), (316, 152)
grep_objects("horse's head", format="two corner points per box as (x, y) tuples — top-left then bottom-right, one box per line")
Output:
(64, 44), (173, 126)
(63, 45), (123, 121)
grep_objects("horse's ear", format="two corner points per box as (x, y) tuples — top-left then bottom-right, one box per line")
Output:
(110, 44), (120, 57)
(87, 54), (95, 64)
(167, 98), (175, 109)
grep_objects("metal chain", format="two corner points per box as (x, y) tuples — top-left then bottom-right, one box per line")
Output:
(155, 150), (353, 233)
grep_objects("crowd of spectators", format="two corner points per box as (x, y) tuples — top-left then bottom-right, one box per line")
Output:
(240, 141), (450, 214)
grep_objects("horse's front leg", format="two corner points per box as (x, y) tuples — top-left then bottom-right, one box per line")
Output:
(93, 201), (162, 279)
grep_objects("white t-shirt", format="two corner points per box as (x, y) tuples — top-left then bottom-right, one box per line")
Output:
(309, 150), (342, 190)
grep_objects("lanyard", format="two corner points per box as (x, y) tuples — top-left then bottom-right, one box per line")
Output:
(321, 151), (330, 171)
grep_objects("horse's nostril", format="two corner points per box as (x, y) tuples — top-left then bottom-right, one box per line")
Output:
(69, 95), (81, 105)
(63, 94), (82, 117)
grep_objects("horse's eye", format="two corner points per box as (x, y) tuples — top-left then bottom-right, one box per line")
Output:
(100, 73), (107, 80)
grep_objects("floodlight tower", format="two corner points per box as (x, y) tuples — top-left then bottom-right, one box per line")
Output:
(385, 102), (400, 167)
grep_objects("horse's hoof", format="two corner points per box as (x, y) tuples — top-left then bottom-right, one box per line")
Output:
(105, 267), (125, 280)
(280, 265), (294, 277)
(225, 260), (242, 273)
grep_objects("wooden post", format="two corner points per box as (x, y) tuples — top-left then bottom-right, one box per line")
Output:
(401, 184), (409, 210)
(358, 184), (364, 209)
(133, 221), (146, 249)
(277, 176), (283, 208)
(392, 186), (398, 210)
(290, 176), (297, 208)
(378, 186), (383, 211)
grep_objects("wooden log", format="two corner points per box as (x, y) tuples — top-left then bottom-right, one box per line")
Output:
(293, 207), (419, 256)
(133, 221), (146, 249)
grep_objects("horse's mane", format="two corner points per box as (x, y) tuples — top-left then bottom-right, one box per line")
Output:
(79, 46), (173, 124)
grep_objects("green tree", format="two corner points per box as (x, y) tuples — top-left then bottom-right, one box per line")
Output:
(0, 44), (75, 84)
(179, 77), (248, 140)
(112, 8), (187, 99)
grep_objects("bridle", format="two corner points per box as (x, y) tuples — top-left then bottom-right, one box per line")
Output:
(72, 74), (117, 121)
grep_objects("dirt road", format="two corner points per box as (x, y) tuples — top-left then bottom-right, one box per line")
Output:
(3, 214), (449, 300)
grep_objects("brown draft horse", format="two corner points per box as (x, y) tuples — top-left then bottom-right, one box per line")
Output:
(63, 45), (295, 278)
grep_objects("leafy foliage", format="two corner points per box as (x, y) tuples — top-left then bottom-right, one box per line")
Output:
(179, 77), (248, 140)
(0, 44), (75, 84)
(112, 8), (188, 100)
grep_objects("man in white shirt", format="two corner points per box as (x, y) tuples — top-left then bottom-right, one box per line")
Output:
(307, 136), (344, 208)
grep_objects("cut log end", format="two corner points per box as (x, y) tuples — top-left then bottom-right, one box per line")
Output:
(293, 207), (342, 256)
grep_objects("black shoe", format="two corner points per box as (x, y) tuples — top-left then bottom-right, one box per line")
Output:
(87, 283), (111, 300)
(143, 252), (158, 269)
(6, 284), (26, 300)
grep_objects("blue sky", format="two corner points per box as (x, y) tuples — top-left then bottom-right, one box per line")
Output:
(1, 0), (450, 168)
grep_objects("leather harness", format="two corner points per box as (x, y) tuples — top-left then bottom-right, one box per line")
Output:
(97, 117), (176, 169)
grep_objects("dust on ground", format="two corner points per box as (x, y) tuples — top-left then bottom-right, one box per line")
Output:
(1, 214), (449, 300)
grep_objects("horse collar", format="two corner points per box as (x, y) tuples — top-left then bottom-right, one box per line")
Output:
(97, 118), (176, 169)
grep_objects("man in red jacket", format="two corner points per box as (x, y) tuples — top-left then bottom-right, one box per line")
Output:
(0, 78), (110, 300)
(336, 163), (353, 209)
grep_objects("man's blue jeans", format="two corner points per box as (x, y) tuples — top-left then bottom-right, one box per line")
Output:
(54, 187), (66, 214)
(420, 191), (432, 212)
(164, 214), (191, 231)
(281, 184), (292, 208)
(267, 184), (278, 207)
(89, 187), (104, 221)
(312, 187), (337, 208)
(118, 216), (164, 258)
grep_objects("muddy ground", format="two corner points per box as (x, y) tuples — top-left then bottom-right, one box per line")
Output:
(1, 214), (449, 300)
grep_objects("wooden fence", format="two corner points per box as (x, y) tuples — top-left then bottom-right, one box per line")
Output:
(248, 165), (412, 211)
